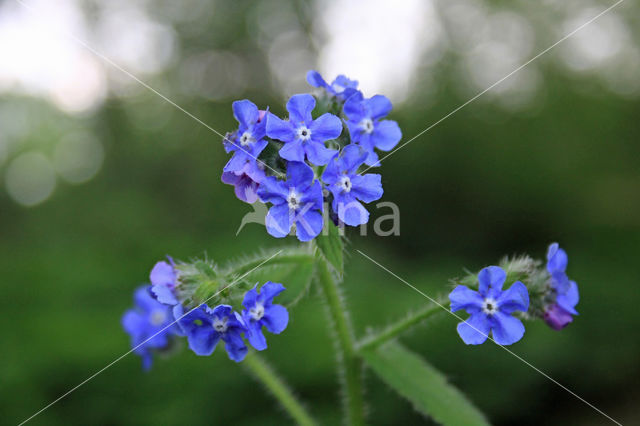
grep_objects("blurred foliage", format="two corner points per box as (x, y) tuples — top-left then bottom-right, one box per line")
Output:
(1, 0), (639, 425)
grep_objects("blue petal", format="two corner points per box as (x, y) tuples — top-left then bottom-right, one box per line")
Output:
(334, 194), (369, 226)
(223, 151), (250, 173)
(449, 285), (483, 313)
(550, 271), (570, 293)
(300, 180), (323, 208)
(343, 92), (365, 119)
(350, 174), (383, 203)
(257, 176), (288, 205)
(309, 113), (342, 142)
(211, 304), (233, 319)
(151, 284), (178, 306)
(232, 175), (260, 204)
(279, 139), (306, 162)
(177, 305), (212, 335)
(556, 281), (579, 315)
(232, 100), (259, 128)
(367, 95), (392, 119)
(259, 281), (286, 304)
(371, 120), (401, 151)
(222, 331), (248, 362)
(122, 310), (145, 336)
(546, 243), (568, 274)
(305, 141), (338, 166)
(306, 70), (329, 89)
(477, 266), (506, 297)
(245, 320), (267, 351)
(150, 261), (175, 287)
(287, 161), (315, 189)
(496, 281), (529, 314)
(134, 286), (160, 312)
(340, 144), (368, 174)
(266, 112), (295, 142)
(187, 326), (220, 356)
(295, 209), (323, 241)
(265, 204), (292, 238)
(263, 304), (289, 334)
(321, 155), (340, 185)
(242, 286), (259, 310)
(491, 312), (525, 345)
(456, 313), (490, 345)
(141, 351), (153, 371)
(287, 94), (315, 124)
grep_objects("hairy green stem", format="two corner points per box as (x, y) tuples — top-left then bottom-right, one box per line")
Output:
(357, 297), (449, 352)
(243, 351), (317, 426)
(230, 252), (314, 277)
(316, 258), (364, 426)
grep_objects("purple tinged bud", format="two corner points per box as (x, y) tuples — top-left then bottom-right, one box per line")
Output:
(544, 304), (574, 330)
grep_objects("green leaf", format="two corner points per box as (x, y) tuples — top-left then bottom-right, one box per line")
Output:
(361, 343), (489, 426)
(314, 221), (343, 275)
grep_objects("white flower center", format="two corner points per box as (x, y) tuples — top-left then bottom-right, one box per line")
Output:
(149, 309), (166, 326)
(239, 131), (255, 146)
(339, 175), (352, 192)
(297, 126), (312, 141)
(287, 188), (301, 210)
(212, 316), (228, 333)
(481, 298), (498, 315)
(249, 303), (265, 321)
(359, 118), (374, 134)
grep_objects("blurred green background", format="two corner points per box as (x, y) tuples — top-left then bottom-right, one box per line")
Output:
(1, 0), (639, 424)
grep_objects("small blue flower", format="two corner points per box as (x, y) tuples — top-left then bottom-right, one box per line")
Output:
(221, 160), (266, 204)
(322, 144), (383, 226)
(544, 243), (579, 330)
(178, 304), (248, 362)
(306, 70), (359, 100)
(257, 161), (324, 241)
(150, 257), (179, 305)
(266, 94), (342, 166)
(449, 266), (529, 345)
(122, 286), (181, 370)
(241, 282), (289, 351)
(343, 92), (402, 167)
(223, 100), (268, 173)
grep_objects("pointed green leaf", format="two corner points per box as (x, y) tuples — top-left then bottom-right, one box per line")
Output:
(314, 222), (343, 274)
(361, 343), (489, 425)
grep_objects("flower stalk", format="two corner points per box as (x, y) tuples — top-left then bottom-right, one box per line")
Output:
(243, 351), (317, 426)
(316, 257), (364, 426)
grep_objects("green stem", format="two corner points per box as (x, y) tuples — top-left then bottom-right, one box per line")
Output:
(243, 351), (317, 426)
(357, 297), (449, 352)
(230, 251), (314, 277)
(316, 258), (364, 426)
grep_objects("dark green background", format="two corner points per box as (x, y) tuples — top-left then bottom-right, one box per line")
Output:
(1, 1), (639, 424)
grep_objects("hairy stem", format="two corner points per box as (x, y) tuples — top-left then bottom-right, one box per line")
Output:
(230, 252), (314, 277)
(243, 351), (317, 426)
(316, 258), (364, 426)
(357, 296), (449, 352)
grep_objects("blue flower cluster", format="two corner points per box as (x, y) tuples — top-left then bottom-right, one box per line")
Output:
(544, 243), (579, 330)
(221, 70), (402, 241)
(448, 242), (580, 345)
(122, 259), (289, 369)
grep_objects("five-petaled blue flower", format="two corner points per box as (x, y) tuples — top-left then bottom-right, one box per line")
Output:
(544, 243), (579, 330)
(241, 282), (289, 351)
(122, 286), (181, 370)
(150, 257), (179, 305)
(267, 94), (342, 166)
(343, 92), (402, 167)
(223, 100), (268, 173)
(178, 304), (248, 362)
(449, 266), (530, 345)
(257, 161), (324, 241)
(306, 70), (359, 100)
(221, 159), (266, 204)
(322, 144), (383, 226)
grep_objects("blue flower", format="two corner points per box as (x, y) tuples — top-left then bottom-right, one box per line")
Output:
(223, 100), (268, 173)
(257, 161), (324, 241)
(322, 144), (383, 226)
(150, 257), (179, 305)
(343, 92), (402, 167)
(306, 70), (359, 100)
(266, 94), (342, 166)
(544, 243), (579, 330)
(221, 159), (266, 204)
(122, 286), (181, 370)
(449, 266), (529, 345)
(178, 304), (248, 362)
(241, 282), (289, 351)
